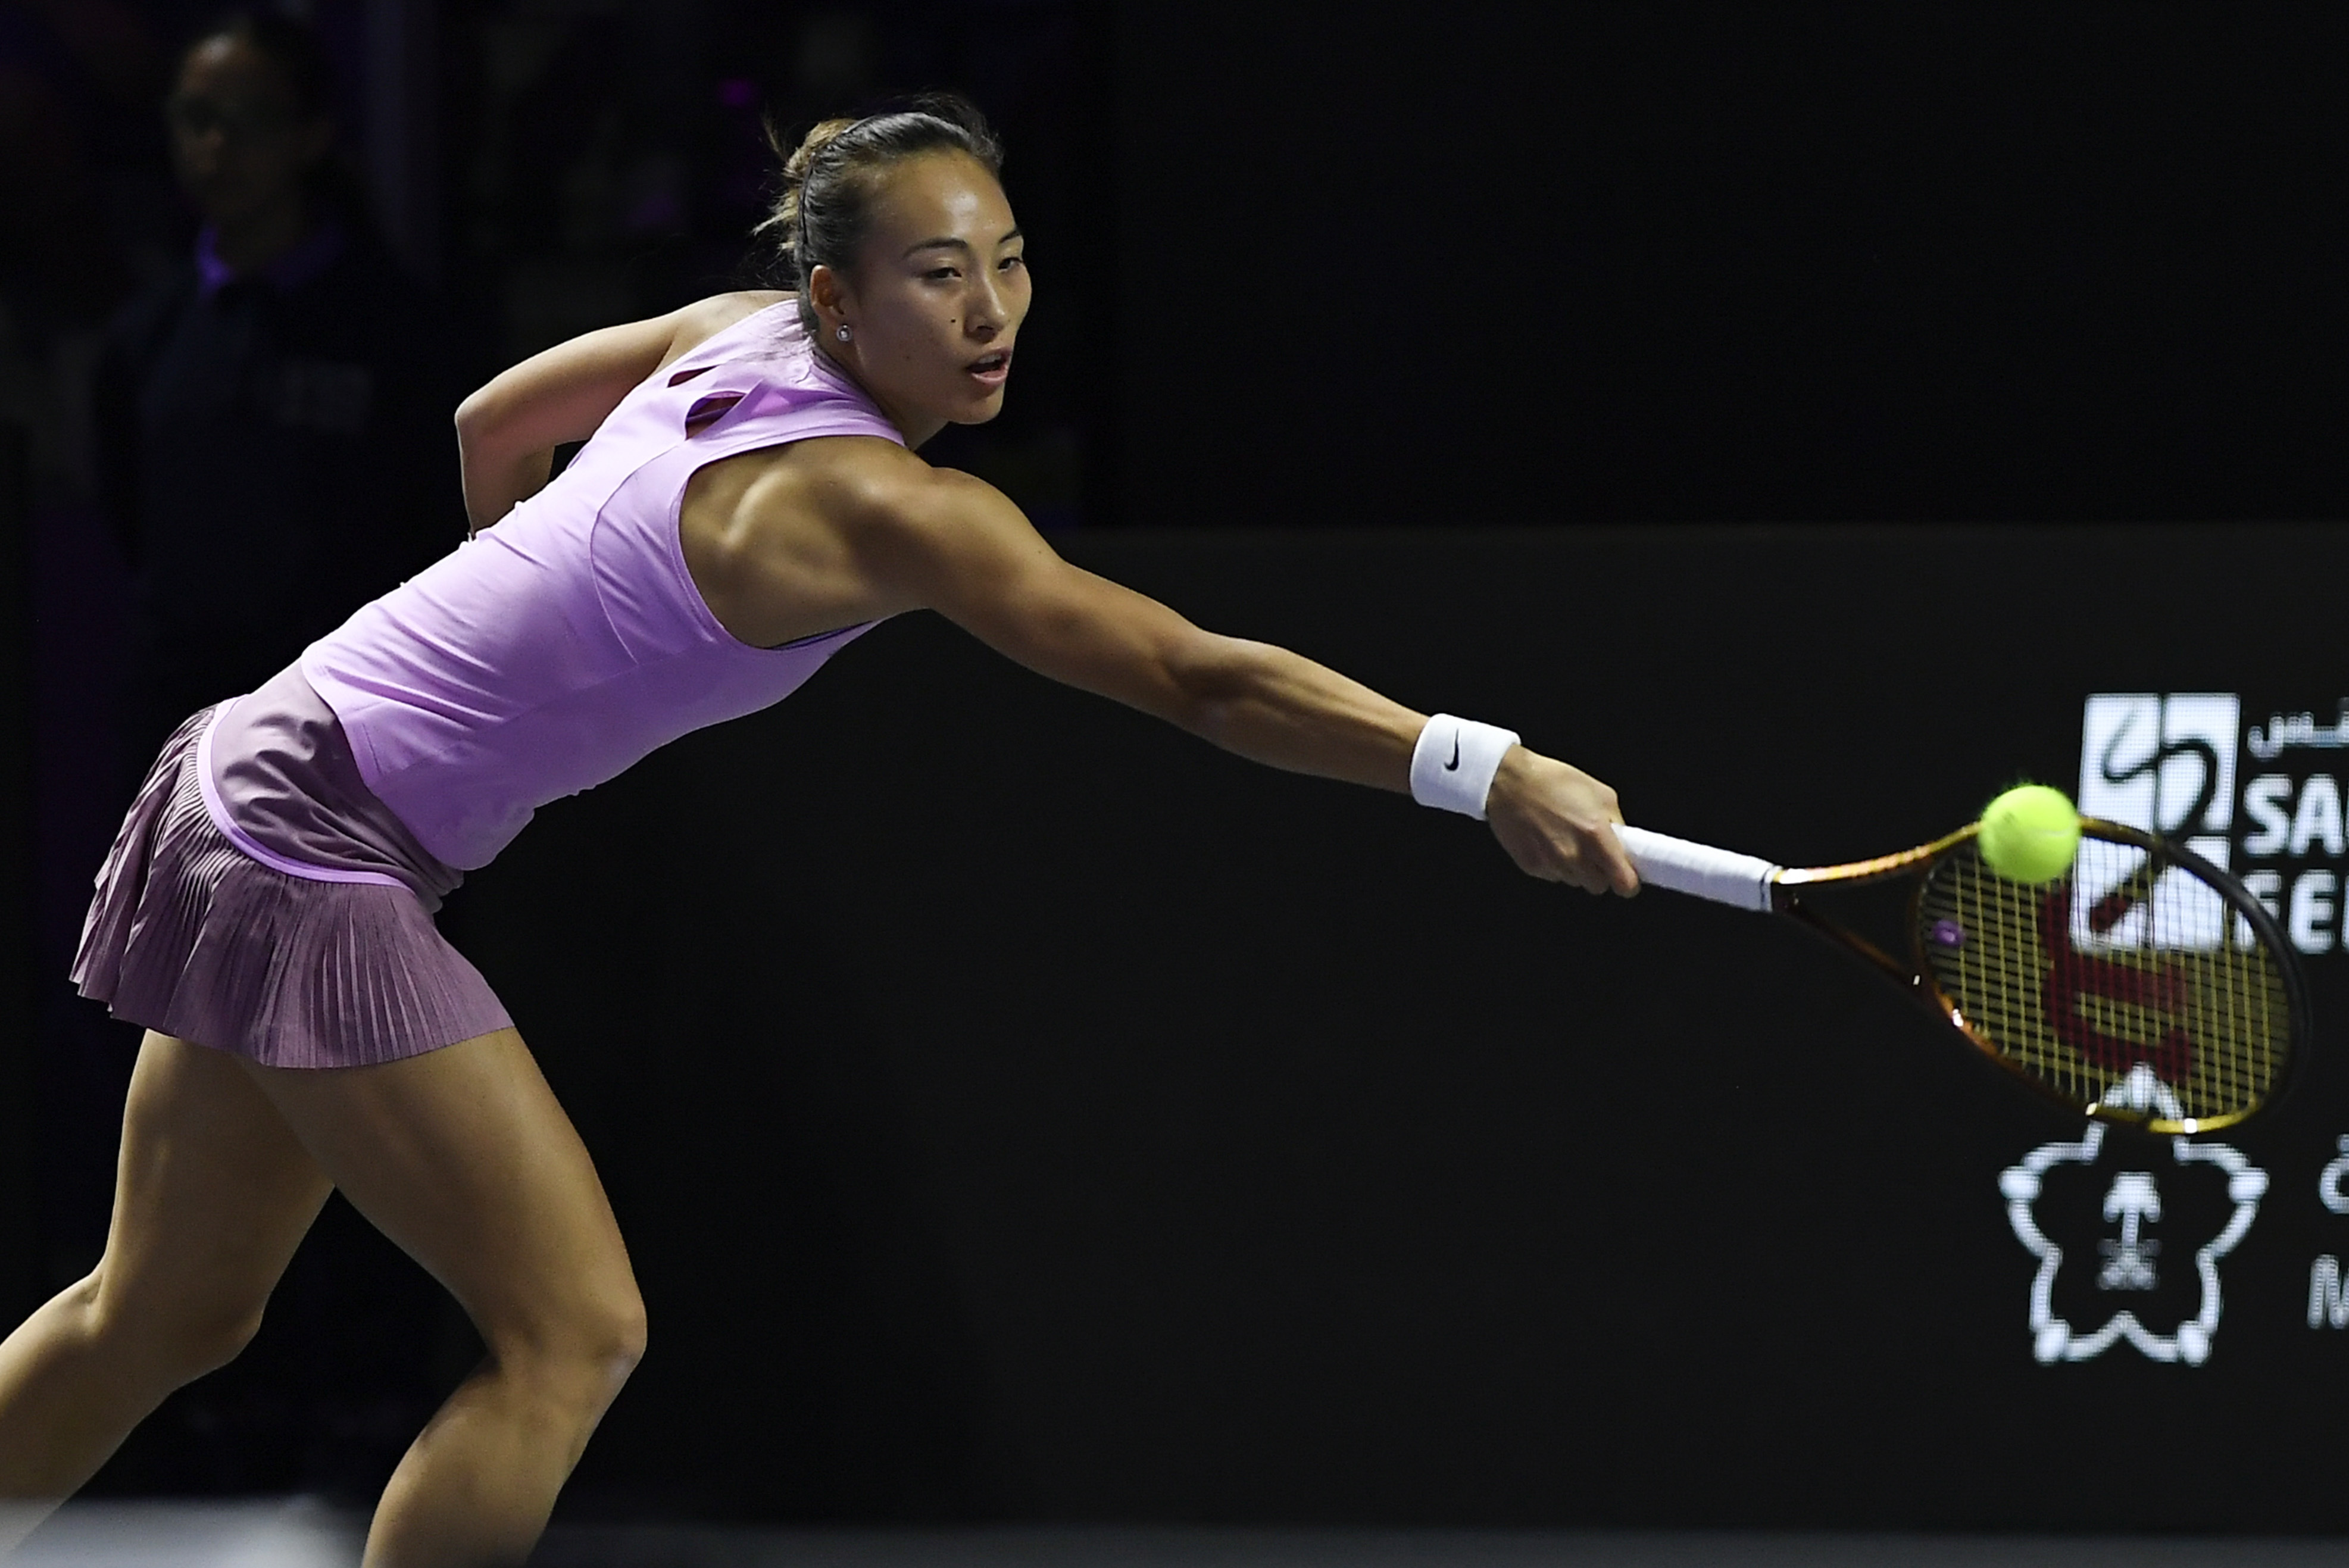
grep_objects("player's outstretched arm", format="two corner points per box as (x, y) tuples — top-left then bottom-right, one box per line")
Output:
(863, 468), (1638, 895)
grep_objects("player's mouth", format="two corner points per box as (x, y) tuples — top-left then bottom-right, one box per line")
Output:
(966, 348), (1011, 389)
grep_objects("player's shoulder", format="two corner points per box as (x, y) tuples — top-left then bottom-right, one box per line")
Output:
(658, 291), (796, 366)
(771, 443), (1030, 576)
(789, 437), (999, 526)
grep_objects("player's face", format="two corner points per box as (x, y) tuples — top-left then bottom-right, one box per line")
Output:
(167, 38), (332, 227)
(814, 152), (1029, 445)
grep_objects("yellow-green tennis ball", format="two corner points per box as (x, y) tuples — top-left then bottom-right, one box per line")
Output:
(1978, 784), (2082, 884)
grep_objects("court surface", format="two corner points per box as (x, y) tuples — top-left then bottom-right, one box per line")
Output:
(11, 1504), (2349, 1568)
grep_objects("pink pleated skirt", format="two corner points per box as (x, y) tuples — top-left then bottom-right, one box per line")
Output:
(71, 706), (513, 1069)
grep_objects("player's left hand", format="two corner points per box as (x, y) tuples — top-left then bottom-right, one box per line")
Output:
(1484, 748), (1640, 897)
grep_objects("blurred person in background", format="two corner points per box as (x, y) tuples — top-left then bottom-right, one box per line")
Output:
(93, 8), (461, 768)
(73, 5), (457, 1504)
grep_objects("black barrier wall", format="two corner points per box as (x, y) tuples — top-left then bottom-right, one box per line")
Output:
(1113, 5), (2347, 527)
(450, 525), (2349, 1529)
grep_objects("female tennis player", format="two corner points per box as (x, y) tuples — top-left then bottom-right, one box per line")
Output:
(0, 97), (1636, 1564)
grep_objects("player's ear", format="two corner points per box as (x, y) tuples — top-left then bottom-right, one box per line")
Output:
(807, 264), (850, 328)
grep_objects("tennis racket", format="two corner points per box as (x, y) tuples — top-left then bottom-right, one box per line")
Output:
(1613, 817), (2309, 1132)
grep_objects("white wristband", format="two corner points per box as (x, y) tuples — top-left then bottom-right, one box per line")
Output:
(1410, 714), (1520, 820)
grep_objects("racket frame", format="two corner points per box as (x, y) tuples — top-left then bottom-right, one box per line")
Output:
(1766, 816), (2310, 1133)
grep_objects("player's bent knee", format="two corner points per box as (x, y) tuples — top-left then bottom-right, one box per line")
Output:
(493, 1288), (646, 1405)
(584, 1292), (649, 1384)
(133, 1302), (267, 1385)
(87, 1270), (268, 1385)
(558, 1270), (646, 1370)
(173, 1313), (265, 1383)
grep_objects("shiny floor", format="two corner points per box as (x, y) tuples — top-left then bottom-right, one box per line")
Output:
(12, 1504), (2344, 1567)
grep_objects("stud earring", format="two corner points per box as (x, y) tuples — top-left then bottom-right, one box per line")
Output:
(835, 324), (852, 342)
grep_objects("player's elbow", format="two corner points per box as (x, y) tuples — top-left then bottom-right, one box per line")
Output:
(452, 386), (498, 455)
(453, 380), (528, 460)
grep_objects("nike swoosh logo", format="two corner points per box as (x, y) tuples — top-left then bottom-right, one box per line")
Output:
(1444, 735), (1461, 771)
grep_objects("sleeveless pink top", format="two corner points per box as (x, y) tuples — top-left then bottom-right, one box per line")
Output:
(299, 301), (902, 870)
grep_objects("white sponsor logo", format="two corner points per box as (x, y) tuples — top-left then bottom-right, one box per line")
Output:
(2310, 1139), (2349, 1331)
(2079, 693), (2238, 867)
(2054, 695), (2349, 1366)
(2070, 694), (2248, 957)
(2082, 690), (2349, 955)
(2001, 1067), (2267, 1366)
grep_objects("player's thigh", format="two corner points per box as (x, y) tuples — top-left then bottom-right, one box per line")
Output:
(99, 1033), (334, 1351)
(241, 1028), (643, 1365)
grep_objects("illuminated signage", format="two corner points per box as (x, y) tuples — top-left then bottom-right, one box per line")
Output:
(2000, 1067), (2267, 1366)
(2082, 691), (2349, 955)
(1982, 692), (2349, 1367)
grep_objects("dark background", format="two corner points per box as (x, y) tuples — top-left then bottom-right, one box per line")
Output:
(1113, 4), (2346, 527)
(1, 0), (2344, 1531)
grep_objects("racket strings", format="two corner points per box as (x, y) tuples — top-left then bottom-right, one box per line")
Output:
(1916, 837), (2289, 1125)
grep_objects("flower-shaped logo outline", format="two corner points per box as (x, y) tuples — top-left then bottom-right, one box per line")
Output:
(1998, 1066), (2267, 1366)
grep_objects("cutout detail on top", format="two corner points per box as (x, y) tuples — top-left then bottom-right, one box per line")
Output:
(684, 392), (744, 435)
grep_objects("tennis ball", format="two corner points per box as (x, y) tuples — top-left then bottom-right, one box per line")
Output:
(1977, 784), (2082, 885)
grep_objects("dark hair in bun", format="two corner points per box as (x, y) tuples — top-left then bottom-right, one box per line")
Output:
(755, 93), (1005, 333)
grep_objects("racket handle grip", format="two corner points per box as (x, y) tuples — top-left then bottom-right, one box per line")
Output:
(1612, 824), (1781, 913)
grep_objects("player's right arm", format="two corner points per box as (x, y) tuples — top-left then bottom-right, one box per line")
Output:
(837, 460), (1638, 895)
(455, 292), (789, 534)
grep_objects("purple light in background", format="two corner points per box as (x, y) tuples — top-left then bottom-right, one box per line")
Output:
(1931, 919), (1965, 948)
(624, 190), (684, 234)
(718, 78), (758, 108)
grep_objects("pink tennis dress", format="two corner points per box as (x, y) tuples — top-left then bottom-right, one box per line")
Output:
(74, 301), (902, 1067)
